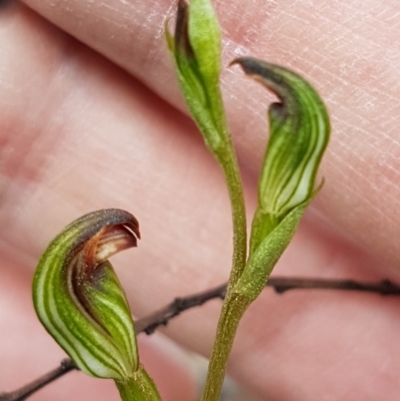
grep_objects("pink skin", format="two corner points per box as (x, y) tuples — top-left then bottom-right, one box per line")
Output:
(1, 0), (400, 400)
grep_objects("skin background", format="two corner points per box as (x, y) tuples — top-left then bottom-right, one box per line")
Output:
(1, 0), (400, 400)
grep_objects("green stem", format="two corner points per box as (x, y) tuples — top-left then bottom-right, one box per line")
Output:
(115, 366), (162, 401)
(200, 292), (249, 401)
(215, 133), (247, 286)
(201, 133), (248, 401)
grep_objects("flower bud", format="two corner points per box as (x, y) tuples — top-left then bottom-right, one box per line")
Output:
(166, 0), (227, 152)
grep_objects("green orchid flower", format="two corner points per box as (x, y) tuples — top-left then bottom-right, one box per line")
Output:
(33, 209), (161, 401)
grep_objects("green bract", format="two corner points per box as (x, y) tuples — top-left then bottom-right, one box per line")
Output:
(32, 209), (140, 380)
(236, 201), (309, 301)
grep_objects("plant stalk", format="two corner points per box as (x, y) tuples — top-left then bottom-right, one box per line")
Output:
(115, 366), (161, 401)
(201, 132), (248, 401)
(200, 292), (249, 401)
(218, 147), (247, 288)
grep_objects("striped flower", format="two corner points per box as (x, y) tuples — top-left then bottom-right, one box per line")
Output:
(232, 57), (330, 255)
(33, 209), (140, 380)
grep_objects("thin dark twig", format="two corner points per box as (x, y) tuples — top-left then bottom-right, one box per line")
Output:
(137, 277), (400, 335)
(135, 282), (227, 335)
(2, 276), (400, 401)
(0, 359), (75, 401)
(267, 277), (400, 295)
